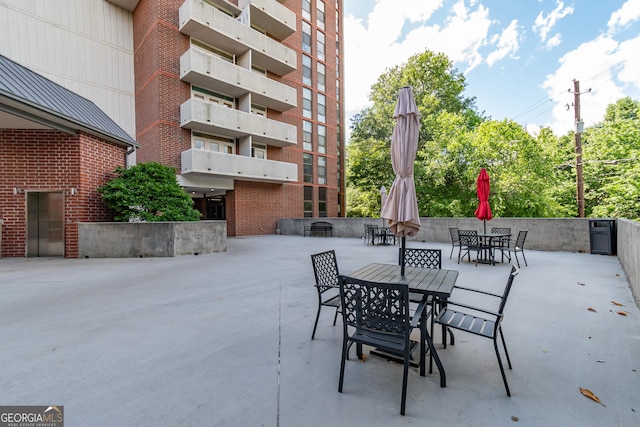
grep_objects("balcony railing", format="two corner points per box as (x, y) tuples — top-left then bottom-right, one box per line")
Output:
(179, 0), (296, 76)
(180, 48), (296, 112)
(180, 99), (297, 147)
(181, 148), (297, 183)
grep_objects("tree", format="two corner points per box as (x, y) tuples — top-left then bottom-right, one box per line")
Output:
(582, 97), (640, 219)
(347, 50), (483, 217)
(98, 162), (201, 222)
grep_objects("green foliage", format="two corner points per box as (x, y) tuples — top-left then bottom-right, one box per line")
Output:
(98, 162), (201, 222)
(582, 97), (640, 219)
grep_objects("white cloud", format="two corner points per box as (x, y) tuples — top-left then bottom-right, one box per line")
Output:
(486, 19), (521, 66)
(344, 0), (514, 116)
(542, 36), (630, 134)
(607, 0), (640, 32)
(545, 33), (562, 50)
(532, 0), (573, 43)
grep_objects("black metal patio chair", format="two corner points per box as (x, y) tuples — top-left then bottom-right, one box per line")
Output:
(499, 230), (528, 267)
(449, 227), (460, 259)
(310, 250), (341, 339)
(458, 229), (482, 266)
(491, 227), (511, 262)
(363, 224), (379, 246)
(434, 265), (519, 396)
(338, 275), (427, 415)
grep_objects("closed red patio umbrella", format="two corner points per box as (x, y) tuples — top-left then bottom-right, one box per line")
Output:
(474, 168), (492, 234)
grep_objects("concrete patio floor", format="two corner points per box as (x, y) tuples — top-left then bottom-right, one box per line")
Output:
(1, 235), (638, 426)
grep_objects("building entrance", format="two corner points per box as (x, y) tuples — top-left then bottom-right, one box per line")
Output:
(26, 191), (64, 257)
(206, 196), (225, 220)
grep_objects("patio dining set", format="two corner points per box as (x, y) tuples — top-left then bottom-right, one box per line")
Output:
(449, 226), (529, 268)
(310, 247), (521, 415)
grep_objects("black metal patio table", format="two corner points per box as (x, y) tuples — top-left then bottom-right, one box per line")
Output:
(344, 263), (459, 386)
(477, 232), (511, 265)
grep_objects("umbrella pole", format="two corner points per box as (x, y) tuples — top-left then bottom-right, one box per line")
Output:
(484, 219), (486, 234)
(401, 237), (406, 276)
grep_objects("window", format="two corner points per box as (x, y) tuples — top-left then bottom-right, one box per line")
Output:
(304, 186), (313, 217)
(318, 125), (326, 154)
(192, 132), (235, 154)
(336, 55), (340, 78)
(192, 86), (234, 108)
(336, 102), (340, 124)
(302, 0), (311, 21)
(303, 153), (313, 183)
(251, 65), (266, 75)
(252, 143), (267, 159)
(302, 21), (312, 54)
(318, 187), (327, 217)
(302, 55), (312, 86)
(317, 93), (326, 123)
(317, 62), (325, 92)
(303, 120), (313, 151)
(251, 104), (266, 117)
(303, 88), (312, 119)
(191, 39), (234, 63)
(317, 30), (325, 61)
(317, 1), (325, 30)
(318, 156), (327, 184)
(336, 79), (340, 100)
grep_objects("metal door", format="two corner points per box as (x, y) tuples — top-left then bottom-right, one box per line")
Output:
(27, 192), (64, 257)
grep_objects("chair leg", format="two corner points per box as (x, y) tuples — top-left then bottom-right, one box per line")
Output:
(521, 250), (528, 266)
(493, 337), (511, 397)
(514, 252), (521, 268)
(311, 303), (322, 340)
(401, 350), (409, 415)
(499, 327), (513, 369)
(338, 340), (348, 392)
(333, 307), (339, 326)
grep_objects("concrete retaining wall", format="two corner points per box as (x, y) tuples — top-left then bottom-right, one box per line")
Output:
(78, 221), (227, 258)
(617, 219), (640, 307)
(278, 217), (592, 252)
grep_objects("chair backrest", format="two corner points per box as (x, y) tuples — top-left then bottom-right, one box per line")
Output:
(311, 250), (339, 292)
(401, 248), (441, 269)
(498, 265), (519, 314)
(458, 229), (479, 246)
(339, 275), (411, 337)
(449, 227), (459, 243)
(491, 227), (511, 235)
(515, 230), (528, 248)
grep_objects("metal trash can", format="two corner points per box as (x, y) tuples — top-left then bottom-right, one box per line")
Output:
(589, 219), (617, 255)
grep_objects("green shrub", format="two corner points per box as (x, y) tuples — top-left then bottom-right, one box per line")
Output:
(98, 162), (201, 222)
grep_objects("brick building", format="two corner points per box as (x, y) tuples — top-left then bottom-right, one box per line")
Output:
(0, 0), (345, 256)
(0, 54), (137, 257)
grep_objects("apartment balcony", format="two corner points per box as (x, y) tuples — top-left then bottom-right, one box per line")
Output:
(179, 0), (296, 76)
(180, 98), (297, 147)
(242, 0), (296, 40)
(181, 148), (297, 183)
(180, 48), (296, 112)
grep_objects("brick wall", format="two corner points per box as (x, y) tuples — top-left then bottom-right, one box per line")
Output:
(134, 0), (190, 169)
(0, 130), (127, 257)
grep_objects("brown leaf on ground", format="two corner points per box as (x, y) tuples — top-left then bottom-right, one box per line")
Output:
(580, 387), (605, 406)
(587, 307), (597, 312)
(511, 416), (519, 421)
(611, 301), (624, 306)
(617, 311), (628, 316)
(578, 282), (587, 286)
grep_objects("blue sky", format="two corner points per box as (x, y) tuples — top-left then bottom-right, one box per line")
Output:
(343, 0), (640, 137)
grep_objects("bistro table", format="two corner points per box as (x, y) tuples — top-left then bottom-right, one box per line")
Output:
(476, 232), (511, 265)
(343, 262), (459, 386)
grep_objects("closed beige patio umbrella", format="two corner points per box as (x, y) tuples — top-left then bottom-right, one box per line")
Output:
(381, 86), (421, 275)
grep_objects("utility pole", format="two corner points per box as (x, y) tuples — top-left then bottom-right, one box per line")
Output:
(570, 79), (590, 218)
(573, 79), (584, 217)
